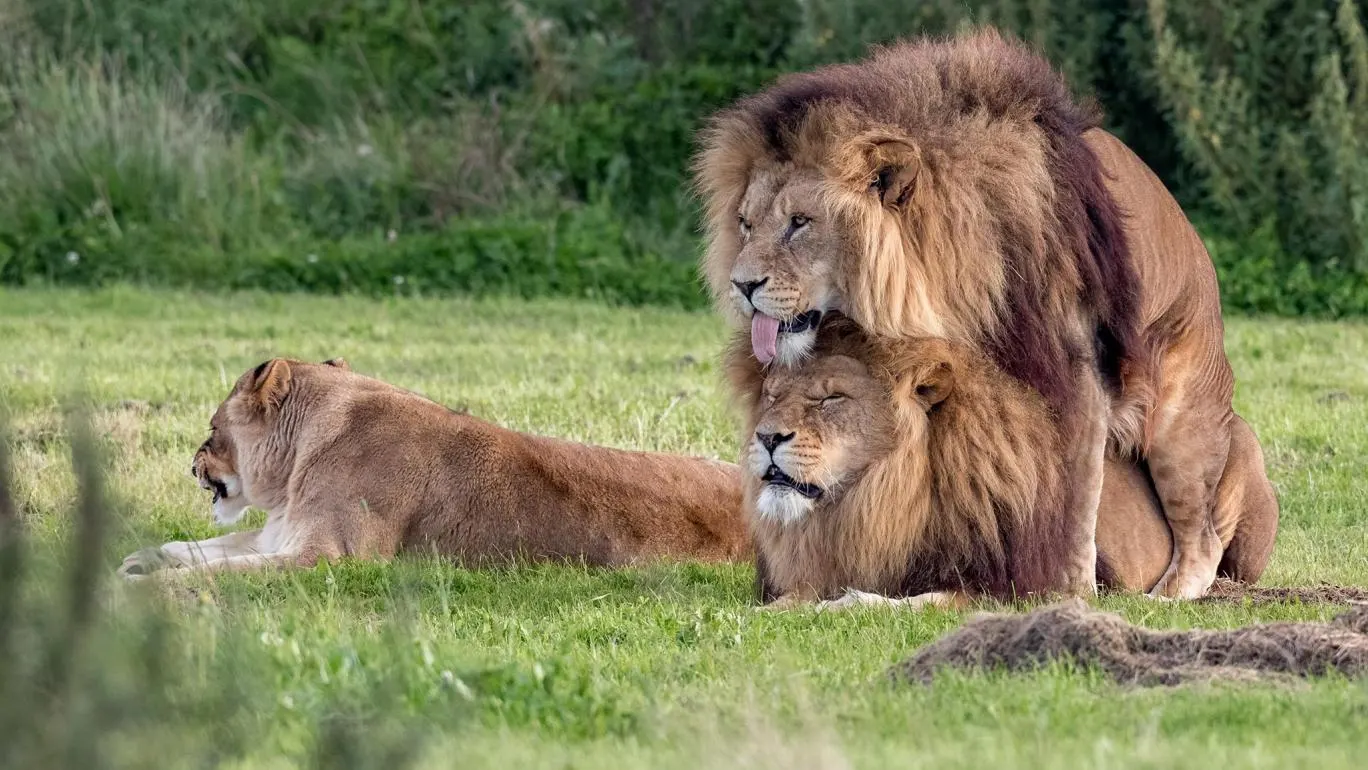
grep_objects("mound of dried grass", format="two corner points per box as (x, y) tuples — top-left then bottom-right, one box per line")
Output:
(892, 598), (1368, 687)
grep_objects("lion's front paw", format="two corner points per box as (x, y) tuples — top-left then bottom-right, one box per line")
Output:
(1146, 565), (1213, 600)
(116, 547), (180, 580)
(817, 589), (958, 612)
(754, 593), (814, 612)
(817, 589), (897, 612)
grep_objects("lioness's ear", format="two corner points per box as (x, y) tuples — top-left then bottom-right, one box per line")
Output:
(863, 136), (919, 208)
(322, 357), (350, 370)
(249, 359), (292, 412)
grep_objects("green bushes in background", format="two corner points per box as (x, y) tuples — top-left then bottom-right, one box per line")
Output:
(5, 0), (1368, 315)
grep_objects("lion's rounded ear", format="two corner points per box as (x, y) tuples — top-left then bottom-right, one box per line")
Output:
(249, 359), (292, 413)
(913, 361), (954, 408)
(887, 343), (955, 411)
(322, 357), (350, 370)
(850, 134), (919, 208)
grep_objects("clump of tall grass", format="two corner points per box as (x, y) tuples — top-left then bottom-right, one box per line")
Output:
(0, 49), (281, 283)
(281, 104), (538, 239)
(0, 409), (435, 768)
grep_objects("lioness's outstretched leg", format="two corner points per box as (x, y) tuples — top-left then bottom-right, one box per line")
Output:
(118, 528), (265, 577)
(160, 529), (265, 566)
(1143, 334), (1234, 599)
(168, 552), (312, 574)
(129, 539), (343, 581)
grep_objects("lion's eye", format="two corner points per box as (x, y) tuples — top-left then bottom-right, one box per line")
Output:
(738, 216), (752, 232)
(819, 393), (846, 406)
(790, 214), (810, 229)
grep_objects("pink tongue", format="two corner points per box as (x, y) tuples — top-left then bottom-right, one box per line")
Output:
(751, 313), (780, 364)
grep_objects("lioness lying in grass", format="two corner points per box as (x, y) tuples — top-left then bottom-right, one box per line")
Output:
(118, 358), (748, 579)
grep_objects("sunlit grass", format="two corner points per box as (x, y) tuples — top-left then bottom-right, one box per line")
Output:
(2, 285), (1367, 768)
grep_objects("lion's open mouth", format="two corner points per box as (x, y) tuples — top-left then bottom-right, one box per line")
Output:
(752, 310), (824, 364)
(778, 310), (823, 335)
(205, 477), (228, 504)
(761, 464), (823, 499)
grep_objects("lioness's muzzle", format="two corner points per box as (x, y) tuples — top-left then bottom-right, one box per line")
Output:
(208, 479), (228, 503)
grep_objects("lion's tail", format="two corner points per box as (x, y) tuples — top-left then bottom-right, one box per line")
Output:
(1106, 341), (1160, 459)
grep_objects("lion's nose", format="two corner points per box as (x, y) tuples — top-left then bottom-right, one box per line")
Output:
(731, 278), (768, 301)
(756, 431), (794, 453)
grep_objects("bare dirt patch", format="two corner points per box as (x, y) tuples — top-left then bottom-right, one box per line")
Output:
(892, 598), (1368, 687)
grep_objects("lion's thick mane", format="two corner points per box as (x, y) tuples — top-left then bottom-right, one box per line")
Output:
(728, 317), (1073, 601)
(697, 28), (1151, 438)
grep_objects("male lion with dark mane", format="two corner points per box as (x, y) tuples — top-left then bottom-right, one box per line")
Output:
(728, 316), (1277, 610)
(117, 358), (749, 579)
(694, 27), (1255, 598)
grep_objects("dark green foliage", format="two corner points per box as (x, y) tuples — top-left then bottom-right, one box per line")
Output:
(4, 0), (1368, 314)
(1, 204), (708, 308)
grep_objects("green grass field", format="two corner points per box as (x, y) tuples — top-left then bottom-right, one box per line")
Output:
(2, 286), (1368, 769)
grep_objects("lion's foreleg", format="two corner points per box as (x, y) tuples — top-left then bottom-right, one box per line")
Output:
(168, 552), (307, 575)
(755, 585), (822, 611)
(1058, 374), (1109, 597)
(159, 529), (266, 566)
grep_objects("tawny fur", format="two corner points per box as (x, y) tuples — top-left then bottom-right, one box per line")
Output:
(730, 317), (1277, 606)
(1097, 415), (1278, 592)
(694, 27), (1260, 598)
(117, 358), (750, 579)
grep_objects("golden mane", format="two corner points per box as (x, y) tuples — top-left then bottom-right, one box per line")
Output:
(695, 27), (1149, 432)
(728, 316), (1070, 601)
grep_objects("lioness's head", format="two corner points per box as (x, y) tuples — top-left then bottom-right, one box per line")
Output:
(191, 356), (350, 525)
(738, 316), (953, 524)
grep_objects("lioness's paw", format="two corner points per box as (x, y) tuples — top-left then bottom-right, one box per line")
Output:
(116, 547), (179, 580)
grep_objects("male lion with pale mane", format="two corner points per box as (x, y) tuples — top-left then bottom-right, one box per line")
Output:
(695, 28), (1252, 598)
(728, 316), (1277, 609)
(117, 358), (748, 579)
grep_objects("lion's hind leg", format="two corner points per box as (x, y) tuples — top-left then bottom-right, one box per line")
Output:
(1214, 415), (1279, 584)
(1141, 336), (1233, 599)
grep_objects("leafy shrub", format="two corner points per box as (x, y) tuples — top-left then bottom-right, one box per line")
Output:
(3, 0), (1368, 315)
(1148, 0), (1368, 272)
(281, 104), (536, 238)
(1207, 220), (1368, 318)
(523, 63), (778, 231)
(12, 199), (706, 308)
(237, 202), (705, 306)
